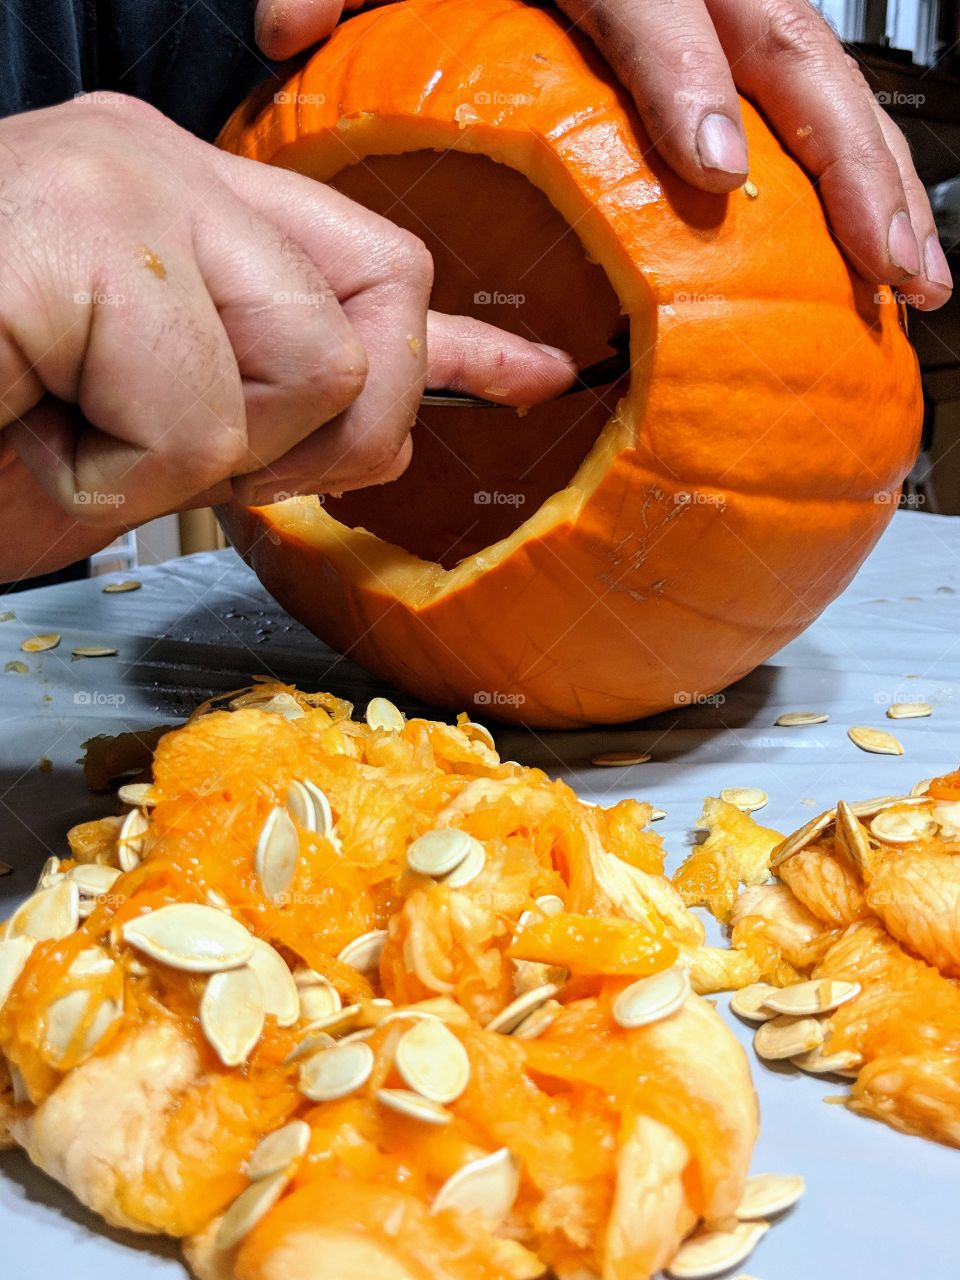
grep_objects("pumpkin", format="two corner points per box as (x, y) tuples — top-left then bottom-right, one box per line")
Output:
(216, 0), (921, 728)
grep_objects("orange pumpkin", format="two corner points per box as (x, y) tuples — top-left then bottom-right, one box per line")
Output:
(217, 0), (921, 728)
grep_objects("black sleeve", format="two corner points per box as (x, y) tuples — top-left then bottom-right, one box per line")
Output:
(0, 0), (278, 140)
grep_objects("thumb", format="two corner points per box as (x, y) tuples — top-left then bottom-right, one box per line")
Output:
(255, 0), (348, 59)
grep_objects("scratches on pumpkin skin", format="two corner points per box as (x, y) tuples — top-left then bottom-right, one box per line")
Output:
(596, 486), (694, 604)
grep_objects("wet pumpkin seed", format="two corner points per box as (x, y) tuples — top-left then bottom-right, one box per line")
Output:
(246, 1120), (311, 1181)
(121, 903), (254, 973)
(432, 1148), (519, 1229)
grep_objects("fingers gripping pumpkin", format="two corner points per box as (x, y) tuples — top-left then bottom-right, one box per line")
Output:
(216, 0), (921, 727)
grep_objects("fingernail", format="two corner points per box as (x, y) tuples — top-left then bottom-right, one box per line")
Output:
(887, 211), (921, 276)
(923, 233), (953, 289)
(533, 342), (576, 365)
(696, 113), (749, 176)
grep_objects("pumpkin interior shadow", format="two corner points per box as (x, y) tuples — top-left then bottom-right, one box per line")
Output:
(322, 150), (628, 570)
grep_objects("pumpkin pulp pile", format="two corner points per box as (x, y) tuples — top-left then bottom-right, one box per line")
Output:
(679, 778), (960, 1147)
(0, 684), (764, 1280)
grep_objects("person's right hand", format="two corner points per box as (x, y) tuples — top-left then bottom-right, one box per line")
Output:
(0, 93), (576, 578)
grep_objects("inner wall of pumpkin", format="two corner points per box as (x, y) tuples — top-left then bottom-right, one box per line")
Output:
(321, 150), (626, 570)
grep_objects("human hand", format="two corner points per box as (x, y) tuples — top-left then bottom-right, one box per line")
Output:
(0, 94), (575, 577)
(254, 0), (952, 310)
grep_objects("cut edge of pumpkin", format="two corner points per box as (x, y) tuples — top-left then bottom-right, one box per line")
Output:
(248, 119), (654, 607)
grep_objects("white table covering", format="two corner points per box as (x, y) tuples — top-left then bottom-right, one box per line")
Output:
(1, 508), (958, 1279)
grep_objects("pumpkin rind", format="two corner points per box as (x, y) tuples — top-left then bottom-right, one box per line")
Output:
(217, 0), (921, 728)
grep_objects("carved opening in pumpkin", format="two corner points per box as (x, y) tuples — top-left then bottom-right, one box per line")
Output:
(321, 150), (627, 570)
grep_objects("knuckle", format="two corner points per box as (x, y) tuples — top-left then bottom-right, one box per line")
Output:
(160, 422), (246, 486)
(317, 336), (368, 411)
(391, 229), (434, 293)
(762, 1), (832, 59)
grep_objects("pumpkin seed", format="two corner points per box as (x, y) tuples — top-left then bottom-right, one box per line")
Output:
(121, 903), (254, 973)
(846, 794), (919, 818)
(117, 782), (157, 808)
(365, 697), (405, 732)
(68, 864), (122, 897)
(407, 828), (477, 877)
(247, 937), (299, 1027)
(247, 1120), (311, 1181)
(754, 1014), (824, 1060)
(848, 726), (903, 756)
(102, 579), (141, 593)
(255, 807), (299, 903)
(869, 807), (937, 845)
(71, 645), (117, 659)
(590, 751), (651, 767)
(886, 701), (932, 720)
(118, 807), (149, 871)
(775, 712), (828, 726)
(512, 999), (561, 1040)
(736, 1172), (805, 1220)
(762, 979), (859, 1017)
(46, 986), (122, 1065)
(461, 720), (496, 751)
(337, 1026), (376, 1045)
(285, 780), (315, 830)
(0, 937), (35, 1006)
(9, 1062), (28, 1105)
(377, 1088), (453, 1126)
(486, 983), (562, 1034)
(833, 800), (874, 872)
(293, 965), (327, 988)
(4, 661), (27, 674)
(612, 966), (691, 1030)
(650, 807), (667, 821)
(70, 946), (114, 977)
(21, 633), (60, 653)
(432, 1148), (519, 1229)
(729, 983), (780, 1023)
(441, 841), (486, 888)
(666, 1222), (769, 1278)
(911, 778), (932, 797)
(200, 966), (266, 1067)
(792, 1045), (863, 1076)
(769, 809), (834, 868)
(282, 1030), (336, 1065)
(298, 980), (342, 1022)
(5, 880), (80, 941)
(932, 800), (960, 838)
(534, 893), (564, 915)
(37, 856), (62, 889)
(337, 929), (388, 974)
(298, 1039), (374, 1101)
(286, 779), (334, 835)
(719, 787), (768, 813)
(301, 1003), (361, 1037)
(301, 781), (334, 834)
(259, 693), (306, 720)
(395, 1018), (471, 1104)
(216, 1171), (289, 1252)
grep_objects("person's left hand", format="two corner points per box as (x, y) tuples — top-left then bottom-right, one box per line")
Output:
(254, 0), (952, 312)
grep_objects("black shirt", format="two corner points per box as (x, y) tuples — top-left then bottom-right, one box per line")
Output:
(0, 0), (276, 138)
